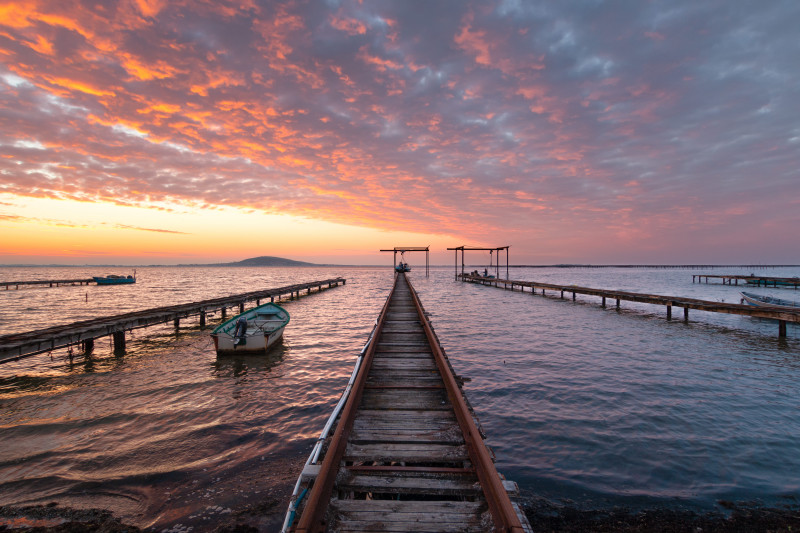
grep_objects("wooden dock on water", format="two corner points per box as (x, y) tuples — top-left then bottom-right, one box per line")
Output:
(693, 274), (800, 288)
(1, 278), (96, 289)
(461, 275), (800, 338)
(286, 272), (530, 532)
(0, 277), (345, 364)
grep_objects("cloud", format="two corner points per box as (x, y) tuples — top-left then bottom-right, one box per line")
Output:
(1, 0), (798, 261)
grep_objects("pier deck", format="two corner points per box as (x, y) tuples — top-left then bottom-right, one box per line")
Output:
(289, 273), (529, 532)
(462, 275), (799, 337)
(0, 278), (345, 363)
(693, 274), (800, 288)
(1, 278), (95, 289)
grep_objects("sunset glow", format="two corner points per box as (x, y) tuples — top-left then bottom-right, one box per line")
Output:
(1, 1), (798, 265)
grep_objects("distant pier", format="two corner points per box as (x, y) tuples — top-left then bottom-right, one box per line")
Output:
(693, 274), (800, 288)
(2, 278), (95, 289)
(461, 275), (799, 338)
(0, 277), (345, 364)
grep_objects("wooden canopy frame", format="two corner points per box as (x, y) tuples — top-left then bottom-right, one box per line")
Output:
(446, 245), (510, 280)
(379, 246), (430, 277)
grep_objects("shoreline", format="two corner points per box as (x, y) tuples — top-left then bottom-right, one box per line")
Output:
(2, 498), (798, 532)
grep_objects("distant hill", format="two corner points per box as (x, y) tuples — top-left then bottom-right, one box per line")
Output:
(220, 256), (318, 267)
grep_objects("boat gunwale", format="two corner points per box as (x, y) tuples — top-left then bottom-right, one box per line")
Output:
(211, 301), (290, 336)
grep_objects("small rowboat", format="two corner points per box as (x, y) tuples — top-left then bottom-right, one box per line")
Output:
(740, 291), (800, 311)
(211, 302), (290, 355)
(395, 261), (411, 273)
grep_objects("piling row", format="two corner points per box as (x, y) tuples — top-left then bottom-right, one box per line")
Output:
(0, 277), (345, 364)
(461, 275), (799, 338)
(1, 278), (95, 289)
(693, 274), (800, 288)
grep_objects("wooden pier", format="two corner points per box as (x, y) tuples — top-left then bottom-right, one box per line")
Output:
(1, 278), (95, 289)
(462, 275), (800, 338)
(287, 273), (529, 532)
(693, 274), (800, 288)
(0, 278), (345, 364)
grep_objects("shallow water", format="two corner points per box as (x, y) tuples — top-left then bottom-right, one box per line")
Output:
(0, 265), (798, 527)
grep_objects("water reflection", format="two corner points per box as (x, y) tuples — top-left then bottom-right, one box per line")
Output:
(210, 341), (288, 378)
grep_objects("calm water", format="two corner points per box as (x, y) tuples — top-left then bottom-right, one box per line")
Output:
(1, 266), (799, 529)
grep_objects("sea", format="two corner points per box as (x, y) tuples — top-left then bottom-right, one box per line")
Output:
(0, 265), (798, 530)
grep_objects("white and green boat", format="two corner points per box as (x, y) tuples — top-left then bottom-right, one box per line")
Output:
(211, 302), (290, 355)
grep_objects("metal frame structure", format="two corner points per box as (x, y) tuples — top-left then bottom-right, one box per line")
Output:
(447, 245), (510, 280)
(379, 246), (430, 277)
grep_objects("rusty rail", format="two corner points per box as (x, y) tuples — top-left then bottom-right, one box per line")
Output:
(407, 276), (524, 532)
(293, 276), (397, 532)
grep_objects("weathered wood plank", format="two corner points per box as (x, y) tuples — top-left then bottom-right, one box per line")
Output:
(331, 500), (488, 532)
(350, 426), (464, 444)
(344, 443), (469, 463)
(337, 472), (480, 495)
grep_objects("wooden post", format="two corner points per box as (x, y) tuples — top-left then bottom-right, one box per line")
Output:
(222, 308), (227, 318)
(174, 318), (180, 328)
(82, 338), (94, 354)
(602, 297), (606, 308)
(616, 299), (620, 309)
(684, 308), (689, 322)
(560, 290), (564, 299)
(779, 320), (787, 338)
(239, 303), (245, 313)
(112, 331), (126, 354)
(667, 304), (672, 321)
(200, 312), (206, 328)
(572, 291), (576, 301)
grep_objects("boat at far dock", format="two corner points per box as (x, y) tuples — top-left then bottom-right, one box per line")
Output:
(211, 302), (290, 355)
(93, 271), (136, 285)
(740, 291), (800, 311)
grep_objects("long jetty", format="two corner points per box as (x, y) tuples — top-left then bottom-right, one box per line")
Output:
(285, 272), (530, 532)
(2, 278), (96, 289)
(0, 278), (345, 364)
(693, 274), (800, 288)
(461, 275), (799, 338)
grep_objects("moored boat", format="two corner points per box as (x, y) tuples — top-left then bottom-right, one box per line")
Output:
(93, 273), (136, 285)
(740, 291), (800, 311)
(211, 302), (290, 355)
(395, 261), (411, 272)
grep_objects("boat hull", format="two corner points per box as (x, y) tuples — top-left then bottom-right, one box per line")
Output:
(740, 291), (800, 311)
(211, 302), (290, 356)
(93, 276), (136, 285)
(212, 325), (286, 355)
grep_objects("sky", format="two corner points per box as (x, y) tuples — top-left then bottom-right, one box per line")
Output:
(1, 0), (798, 266)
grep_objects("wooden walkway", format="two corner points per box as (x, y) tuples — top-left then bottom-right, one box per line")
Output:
(1, 278), (95, 289)
(693, 274), (800, 288)
(0, 278), (345, 364)
(461, 275), (800, 337)
(288, 273), (529, 532)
